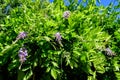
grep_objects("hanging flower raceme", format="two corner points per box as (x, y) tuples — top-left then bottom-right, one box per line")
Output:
(16, 32), (27, 40)
(55, 32), (63, 47)
(105, 47), (116, 56)
(63, 11), (70, 19)
(13, 32), (27, 44)
(18, 47), (28, 69)
(55, 32), (62, 42)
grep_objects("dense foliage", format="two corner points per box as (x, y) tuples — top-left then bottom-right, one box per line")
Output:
(0, 0), (120, 80)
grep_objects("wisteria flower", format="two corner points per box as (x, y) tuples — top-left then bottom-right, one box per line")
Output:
(55, 32), (62, 42)
(16, 32), (27, 40)
(18, 47), (28, 69)
(55, 32), (63, 47)
(63, 11), (70, 19)
(105, 47), (116, 56)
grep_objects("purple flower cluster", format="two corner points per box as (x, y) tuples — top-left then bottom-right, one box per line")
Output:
(18, 47), (28, 69)
(63, 11), (70, 19)
(105, 47), (116, 56)
(55, 32), (62, 42)
(16, 32), (27, 40)
(18, 47), (28, 63)
(15, 31), (28, 69)
(55, 32), (63, 47)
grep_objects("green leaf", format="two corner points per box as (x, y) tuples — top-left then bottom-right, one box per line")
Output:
(0, 44), (18, 56)
(80, 54), (86, 62)
(83, 0), (86, 2)
(115, 72), (120, 79)
(44, 36), (51, 41)
(96, 66), (105, 73)
(70, 61), (74, 69)
(23, 69), (33, 80)
(51, 68), (57, 79)
(22, 66), (31, 72)
(46, 67), (51, 72)
(18, 70), (25, 80)
(73, 50), (81, 56)
(52, 62), (59, 68)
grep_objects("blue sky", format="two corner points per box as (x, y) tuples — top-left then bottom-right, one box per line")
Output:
(49, 0), (119, 7)
(97, 0), (118, 6)
(100, 0), (113, 6)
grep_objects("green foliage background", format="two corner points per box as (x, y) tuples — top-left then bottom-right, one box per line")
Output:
(0, 0), (120, 80)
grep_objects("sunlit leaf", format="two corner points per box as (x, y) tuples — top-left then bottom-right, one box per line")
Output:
(51, 68), (57, 79)
(52, 61), (59, 68)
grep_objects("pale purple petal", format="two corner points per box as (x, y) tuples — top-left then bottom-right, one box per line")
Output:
(17, 32), (27, 40)
(63, 11), (70, 19)
(55, 32), (62, 42)
(105, 48), (116, 56)
(18, 47), (28, 63)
